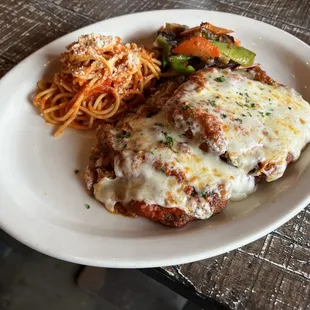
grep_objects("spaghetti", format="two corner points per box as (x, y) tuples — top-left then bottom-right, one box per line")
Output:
(33, 34), (161, 136)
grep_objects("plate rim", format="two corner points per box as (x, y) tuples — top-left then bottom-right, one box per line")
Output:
(0, 9), (310, 268)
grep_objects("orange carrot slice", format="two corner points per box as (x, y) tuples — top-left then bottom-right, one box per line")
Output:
(172, 36), (220, 59)
(233, 37), (241, 46)
(201, 22), (233, 35)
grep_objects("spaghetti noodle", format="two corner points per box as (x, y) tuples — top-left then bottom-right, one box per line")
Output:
(33, 34), (161, 136)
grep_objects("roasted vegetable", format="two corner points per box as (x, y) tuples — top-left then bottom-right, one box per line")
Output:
(154, 34), (172, 69)
(201, 22), (233, 35)
(172, 37), (220, 61)
(168, 55), (195, 73)
(211, 41), (256, 66)
(155, 21), (256, 73)
(164, 23), (188, 37)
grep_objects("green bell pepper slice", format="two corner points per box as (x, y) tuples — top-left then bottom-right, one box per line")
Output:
(168, 55), (195, 73)
(211, 41), (256, 66)
(154, 34), (172, 69)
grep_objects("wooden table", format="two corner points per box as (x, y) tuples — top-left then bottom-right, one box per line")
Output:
(1, 1), (309, 309)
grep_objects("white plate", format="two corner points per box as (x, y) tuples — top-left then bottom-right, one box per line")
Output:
(0, 10), (310, 268)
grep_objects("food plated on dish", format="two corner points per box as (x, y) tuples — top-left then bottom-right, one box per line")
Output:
(32, 22), (310, 227)
(1, 10), (310, 267)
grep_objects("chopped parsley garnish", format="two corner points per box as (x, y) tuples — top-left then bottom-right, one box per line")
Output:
(268, 81), (275, 86)
(251, 103), (256, 108)
(151, 151), (155, 155)
(235, 118), (243, 124)
(220, 113), (227, 119)
(85, 204), (90, 209)
(239, 92), (243, 96)
(154, 122), (164, 127)
(215, 96), (220, 99)
(288, 107), (292, 110)
(117, 131), (131, 140)
(247, 112), (252, 117)
(258, 111), (265, 117)
(266, 112), (272, 116)
(161, 131), (174, 148)
(236, 101), (243, 107)
(242, 113), (247, 117)
(214, 76), (225, 82)
(209, 100), (216, 107)
(201, 192), (207, 198)
(260, 88), (264, 90)
(165, 136), (174, 147)
(245, 92), (249, 97)
(74, 169), (80, 174)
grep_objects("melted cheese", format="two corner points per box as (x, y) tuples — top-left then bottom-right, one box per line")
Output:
(94, 111), (255, 219)
(165, 69), (310, 181)
(93, 68), (310, 220)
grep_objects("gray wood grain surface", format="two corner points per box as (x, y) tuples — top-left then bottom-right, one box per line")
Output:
(0, 0), (309, 309)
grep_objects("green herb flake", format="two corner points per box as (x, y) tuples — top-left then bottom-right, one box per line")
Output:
(117, 131), (131, 140)
(209, 100), (216, 107)
(251, 103), (256, 108)
(266, 112), (271, 116)
(245, 92), (249, 97)
(165, 136), (174, 147)
(242, 113), (247, 117)
(154, 122), (164, 127)
(258, 111), (265, 117)
(74, 169), (80, 174)
(151, 151), (155, 155)
(288, 107), (292, 110)
(214, 76), (225, 82)
(85, 204), (90, 210)
(201, 192), (207, 198)
(235, 118), (243, 124)
(236, 101), (243, 107)
(220, 113), (227, 119)
(247, 112), (252, 117)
